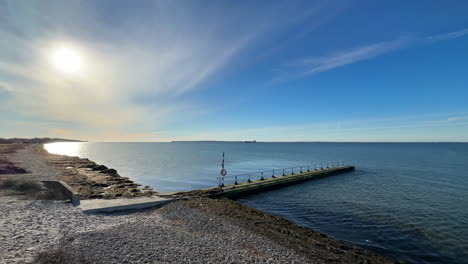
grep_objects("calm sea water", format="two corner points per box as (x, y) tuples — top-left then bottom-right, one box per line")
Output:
(44, 142), (468, 264)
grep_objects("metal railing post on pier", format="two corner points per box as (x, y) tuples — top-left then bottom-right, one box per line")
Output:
(217, 160), (345, 187)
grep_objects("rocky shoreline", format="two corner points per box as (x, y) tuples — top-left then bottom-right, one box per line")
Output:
(0, 143), (399, 263)
(33, 144), (156, 199)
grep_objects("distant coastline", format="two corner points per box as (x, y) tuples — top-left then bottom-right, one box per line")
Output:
(170, 140), (468, 143)
(0, 138), (84, 144)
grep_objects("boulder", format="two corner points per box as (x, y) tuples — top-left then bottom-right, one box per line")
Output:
(92, 165), (108, 171)
(80, 164), (97, 168)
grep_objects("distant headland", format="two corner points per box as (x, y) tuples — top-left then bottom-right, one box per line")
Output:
(0, 138), (85, 144)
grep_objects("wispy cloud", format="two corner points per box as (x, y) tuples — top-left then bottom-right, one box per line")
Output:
(296, 38), (409, 75)
(447, 116), (468, 122)
(426, 28), (468, 42)
(49, 128), (74, 137)
(280, 28), (468, 78)
(0, 82), (12, 93)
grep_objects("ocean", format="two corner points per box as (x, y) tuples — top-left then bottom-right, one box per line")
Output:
(44, 142), (468, 264)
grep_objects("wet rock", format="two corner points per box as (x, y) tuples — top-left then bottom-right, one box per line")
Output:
(88, 194), (104, 199)
(100, 169), (117, 174)
(80, 164), (97, 169)
(92, 165), (108, 171)
(91, 183), (109, 188)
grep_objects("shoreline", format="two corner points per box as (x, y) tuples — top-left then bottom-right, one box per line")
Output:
(33, 144), (157, 199)
(0, 143), (398, 263)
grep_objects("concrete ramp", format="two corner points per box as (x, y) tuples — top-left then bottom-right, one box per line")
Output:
(79, 196), (174, 213)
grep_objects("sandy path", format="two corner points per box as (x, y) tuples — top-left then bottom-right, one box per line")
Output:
(6, 145), (61, 181)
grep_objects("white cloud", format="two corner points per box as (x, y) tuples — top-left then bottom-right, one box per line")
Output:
(298, 39), (409, 75)
(426, 28), (468, 42)
(281, 28), (468, 78)
(0, 82), (12, 93)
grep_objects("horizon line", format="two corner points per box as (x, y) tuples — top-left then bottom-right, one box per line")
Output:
(70, 140), (468, 143)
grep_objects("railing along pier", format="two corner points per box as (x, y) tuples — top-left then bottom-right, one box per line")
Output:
(217, 161), (345, 187)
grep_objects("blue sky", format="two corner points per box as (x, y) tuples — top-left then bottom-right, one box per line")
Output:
(1, 0), (467, 142)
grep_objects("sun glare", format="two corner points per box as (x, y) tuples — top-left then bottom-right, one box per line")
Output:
(51, 46), (83, 74)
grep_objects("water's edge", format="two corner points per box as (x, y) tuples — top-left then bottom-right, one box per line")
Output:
(42, 144), (396, 263)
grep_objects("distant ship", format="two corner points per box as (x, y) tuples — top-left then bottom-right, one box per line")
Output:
(244, 140), (256, 143)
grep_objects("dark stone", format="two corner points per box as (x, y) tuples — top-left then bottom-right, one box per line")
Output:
(80, 164), (97, 168)
(100, 169), (117, 174)
(13, 168), (27, 173)
(130, 189), (140, 193)
(92, 183), (109, 188)
(92, 165), (108, 171)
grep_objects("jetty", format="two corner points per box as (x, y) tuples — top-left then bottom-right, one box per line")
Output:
(211, 161), (354, 198)
(79, 161), (354, 213)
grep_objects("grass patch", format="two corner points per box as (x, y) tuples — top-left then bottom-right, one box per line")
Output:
(34, 189), (70, 200)
(0, 178), (42, 193)
(0, 179), (67, 200)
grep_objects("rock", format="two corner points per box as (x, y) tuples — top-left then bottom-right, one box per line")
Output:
(91, 183), (109, 188)
(13, 168), (27, 173)
(92, 165), (108, 171)
(100, 168), (117, 174)
(80, 164), (97, 168)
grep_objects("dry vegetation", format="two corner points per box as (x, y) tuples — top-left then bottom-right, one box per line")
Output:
(0, 178), (70, 200)
(0, 178), (42, 192)
(0, 144), (27, 174)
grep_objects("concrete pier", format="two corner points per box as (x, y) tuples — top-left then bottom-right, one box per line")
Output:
(210, 165), (355, 199)
(75, 165), (354, 213)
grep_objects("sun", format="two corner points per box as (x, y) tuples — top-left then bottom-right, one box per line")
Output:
(51, 46), (83, 74)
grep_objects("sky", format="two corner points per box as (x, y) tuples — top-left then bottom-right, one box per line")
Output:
(0, 0), (467, 142)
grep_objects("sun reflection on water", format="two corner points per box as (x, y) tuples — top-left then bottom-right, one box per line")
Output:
(44, 142), (82, 156)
